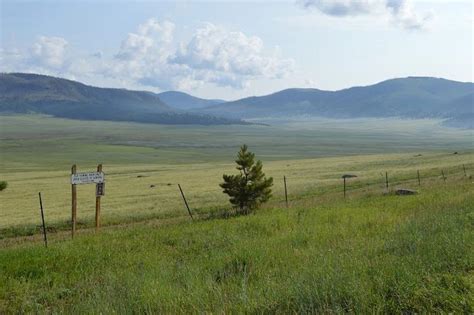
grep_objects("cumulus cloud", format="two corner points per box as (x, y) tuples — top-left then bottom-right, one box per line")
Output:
(299, 0), (433, 30)
(172, 23), (294, 82)
(116, 19), (174, 61)
(1, 36), (69, 75)
(109, 19), (186, 89)
(138, 19), (174, 43)
(31, 36), (68, 68)
(2, 19), (294, 91)
(110, 20), (294, 89)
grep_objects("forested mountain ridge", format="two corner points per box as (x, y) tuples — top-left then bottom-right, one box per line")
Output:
(0, 73), (244, 125)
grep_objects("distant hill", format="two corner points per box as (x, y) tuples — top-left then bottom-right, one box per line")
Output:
(0, 73), (244, 125)
(158, 91), (224, 110)
(200, 77), (474, 127)
(2, 74), (472, 128)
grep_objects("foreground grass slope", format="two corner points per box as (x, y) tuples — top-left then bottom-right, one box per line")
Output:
(1, 181), (472, 313)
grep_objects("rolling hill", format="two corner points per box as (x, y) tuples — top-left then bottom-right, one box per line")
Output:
(199, 77), (474, 127)
(158, 91), (225, 110)
(0, 73), (244, 125)
(2, 74), (472, 128)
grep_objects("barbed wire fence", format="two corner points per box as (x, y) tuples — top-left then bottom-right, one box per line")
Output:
(8, 162), (472, 244)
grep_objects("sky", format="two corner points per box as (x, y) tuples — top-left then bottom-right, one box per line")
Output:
(1, 0), (472, 100)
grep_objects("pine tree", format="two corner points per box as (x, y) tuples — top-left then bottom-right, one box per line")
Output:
(220, 145), (273, 215)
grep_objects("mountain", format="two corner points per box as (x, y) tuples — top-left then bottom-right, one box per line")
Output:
(200, 77), (474, 126)
(2, 74), (472, 128)
(0, 73), (244, 125)
(158, 91), (225, 110)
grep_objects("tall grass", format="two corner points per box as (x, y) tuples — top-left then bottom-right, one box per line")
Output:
(1, 181), (472, 313)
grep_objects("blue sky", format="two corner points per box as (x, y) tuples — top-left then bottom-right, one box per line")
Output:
(1, 0), (472, 99)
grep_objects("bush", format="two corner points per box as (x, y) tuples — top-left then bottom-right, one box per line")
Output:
(0, 181), (7, 191)
(220, 145), (273, 215)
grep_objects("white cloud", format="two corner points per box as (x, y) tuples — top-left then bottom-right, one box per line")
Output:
(137, 19), (174, 43)
(299, 0), (434, 30)
(108, 19), (185, 90)
(0, 48), (23, 69)
(1, 36), (69, 75)
(116, 33), (154, 60)
(299, 0), (381, 16)
(386, 0), (434, 30)
(1, 19), (294, 92)
(31, 36), (68, 68)
(171, 23), (294, 88)
(116, 18), (174, 61)
(109, 20), (294, 90)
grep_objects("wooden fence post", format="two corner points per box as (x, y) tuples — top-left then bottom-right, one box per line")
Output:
(343, 177), (346, 198)
(463, 164), (467, 177)
(385, 172), (389, 192)
(38, 192), (48, 248)
(95, 164), (102, 232)
(341, 174), (357, 197)
(284, 176), (288, 208)
(417, 170), (421, 186)
(441, 170), (446, 183)
(178, 184), (194, 220)
(71, 164), (77, 239)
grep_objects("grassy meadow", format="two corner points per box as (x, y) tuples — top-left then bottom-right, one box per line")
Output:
(1, 115), (472, 171)
(1, 115), (473, 234)
(0, 114), (473, 312)
(1, 180), (473, 313)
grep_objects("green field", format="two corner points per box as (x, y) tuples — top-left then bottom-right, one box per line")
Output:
(1, 115), (472, 232)
(1, 115), (473, 171)
(1, 180), (473, 313)
(0, 114), (473, 312)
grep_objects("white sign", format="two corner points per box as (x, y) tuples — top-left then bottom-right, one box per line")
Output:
(71, 172), (105, 185)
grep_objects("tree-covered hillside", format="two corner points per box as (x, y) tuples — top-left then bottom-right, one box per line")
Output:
(0, 73), (244, 125)
(201, 77), (474, 125)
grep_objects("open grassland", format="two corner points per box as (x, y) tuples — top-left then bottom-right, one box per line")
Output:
(1, 151), (473, 235)
(1, 115), (473, 172)
(0, 115), (473, 236)
(1, 114), (473, 313)
(1, 180), (473, 313)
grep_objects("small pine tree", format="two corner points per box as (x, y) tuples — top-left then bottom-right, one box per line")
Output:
(220, 145), (273, 215)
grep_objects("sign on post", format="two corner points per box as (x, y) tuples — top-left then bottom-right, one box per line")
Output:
(70, 165), (105, 238)
(71, 172), (105, 185)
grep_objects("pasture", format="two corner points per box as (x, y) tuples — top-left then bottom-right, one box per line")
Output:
(0, 115), (472, 235)
(1, 115), (472, 171)
(0, 114), (473, 312)
(1, 179), (472, 313)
